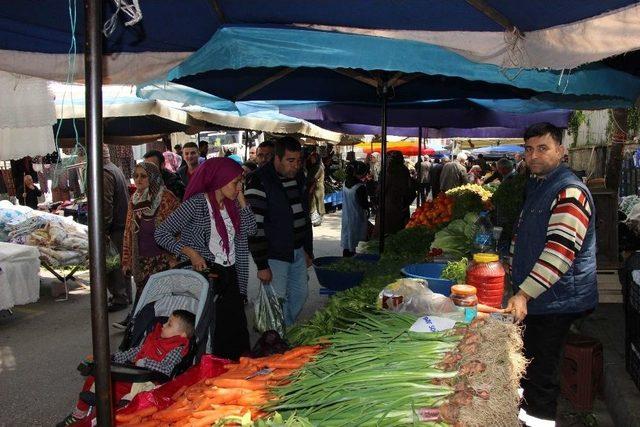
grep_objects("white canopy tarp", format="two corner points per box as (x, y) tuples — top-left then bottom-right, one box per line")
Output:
(297, 4), (640, 70)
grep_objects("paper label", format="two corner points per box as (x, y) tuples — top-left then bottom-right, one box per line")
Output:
(409, 315), (457, 333)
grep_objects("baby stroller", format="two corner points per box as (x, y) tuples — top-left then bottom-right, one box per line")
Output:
(76, 265), (216, 411)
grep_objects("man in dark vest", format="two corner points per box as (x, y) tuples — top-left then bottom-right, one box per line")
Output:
(506, 123), (598, 425)
(102, 145), (131, 312)
(245, 137), (314, 326)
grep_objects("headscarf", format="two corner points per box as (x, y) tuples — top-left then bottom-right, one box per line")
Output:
(131, 162), (164, 218)
(227, 154), (243, 165)
(387, 150), (406, 175)
(163, 151), (182, 173)
(184, 157), (243, 255)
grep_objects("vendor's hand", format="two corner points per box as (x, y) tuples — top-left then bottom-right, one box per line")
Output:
(135, 359), (145, 367)
(304, 251), (313, 268)
(258, 268), (272, 284)
(506, 290), (531, 323)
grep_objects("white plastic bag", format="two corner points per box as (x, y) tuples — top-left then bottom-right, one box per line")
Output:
(377, 278), (457, 316)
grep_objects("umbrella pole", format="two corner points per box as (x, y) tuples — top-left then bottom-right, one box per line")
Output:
(378, 84), (389, 253)
(417, 127), (423, 206)
(244, 131), (248, 161)
(85, 0), (114, 424)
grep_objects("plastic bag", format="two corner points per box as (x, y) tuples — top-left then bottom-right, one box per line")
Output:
(105, 238), (121, 273)
(254, 284), (286, 337)
(377, 278), (458, 316)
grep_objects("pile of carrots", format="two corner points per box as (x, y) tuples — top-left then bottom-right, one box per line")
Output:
(114, 345), (323, 426)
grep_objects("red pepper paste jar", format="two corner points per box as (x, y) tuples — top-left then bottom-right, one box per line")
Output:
(466, 253), (506, 309)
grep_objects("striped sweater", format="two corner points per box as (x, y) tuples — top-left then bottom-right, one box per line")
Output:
(154, 194), (257, 295)
(245, 171), (312, 270)
(509, 187), (592, 299)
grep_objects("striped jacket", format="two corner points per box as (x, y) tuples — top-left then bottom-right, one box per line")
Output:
(154, 193), (257, 295)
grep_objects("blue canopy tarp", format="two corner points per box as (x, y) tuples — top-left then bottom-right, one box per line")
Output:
(137, 83), (571, 133)
(1, 1), (639, 81)
(471, 144), (524, 158)
(167, 26), (640, 105)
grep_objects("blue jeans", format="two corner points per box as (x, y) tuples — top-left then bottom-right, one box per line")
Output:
(268, 247), (308, 326)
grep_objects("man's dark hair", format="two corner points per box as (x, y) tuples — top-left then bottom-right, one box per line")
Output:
(477, 154), (484, 159)
(143, 149), (165, 166)
(496, 158), (514, 170)
(274, 136), (301, 159)
(183, 142), (198, 150)
(258, 140), (275, 149)
(174, 144), (182, 151)
(523, 122), (563, 145)
(198, 140), (208, 148)
(171, 309), (196, 338)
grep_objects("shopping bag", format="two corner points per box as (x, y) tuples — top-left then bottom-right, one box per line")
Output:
(105, 238), (121, 273)
(254, 284), (286, 337)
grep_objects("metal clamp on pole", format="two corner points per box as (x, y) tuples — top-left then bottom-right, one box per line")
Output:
(85, 0), (114, 424)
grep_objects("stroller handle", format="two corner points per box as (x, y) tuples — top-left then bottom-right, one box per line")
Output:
(172, 260), (219, 279)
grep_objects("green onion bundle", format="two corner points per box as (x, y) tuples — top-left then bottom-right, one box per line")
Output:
(268, 309), (468, 426)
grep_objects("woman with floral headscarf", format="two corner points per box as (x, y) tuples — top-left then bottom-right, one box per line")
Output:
(114, 162), (181, 328)
(155, 157), (256, 360)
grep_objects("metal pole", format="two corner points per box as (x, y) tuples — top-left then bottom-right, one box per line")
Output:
(85, 0), (113, 424)
(243, 131), (248, 162)
(417, 127), (423, 206)
(378, 83), (389, 253)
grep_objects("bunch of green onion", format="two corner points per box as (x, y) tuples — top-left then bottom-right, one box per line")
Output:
(268, 310), (464, 426)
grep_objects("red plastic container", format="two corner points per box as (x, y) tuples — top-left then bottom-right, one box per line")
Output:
(466, 253), (506, 309)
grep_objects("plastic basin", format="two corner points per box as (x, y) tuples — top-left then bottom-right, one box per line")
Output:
(313, 254), (380, 292)
(400, 263), (455, 296)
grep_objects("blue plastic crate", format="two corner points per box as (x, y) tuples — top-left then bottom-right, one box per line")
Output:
(400, 263), (455, 296)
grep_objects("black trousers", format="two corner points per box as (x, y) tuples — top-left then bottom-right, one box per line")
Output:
(521, 312), (583, 420)
(208, 264), (250, 361)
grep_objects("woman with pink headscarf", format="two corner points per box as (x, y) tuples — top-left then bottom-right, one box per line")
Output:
(155, 157), (256, 360)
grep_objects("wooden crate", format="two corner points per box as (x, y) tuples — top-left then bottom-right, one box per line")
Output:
(597, 270), (622, 303)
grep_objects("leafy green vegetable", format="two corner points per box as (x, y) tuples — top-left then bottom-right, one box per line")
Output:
(325, 258), (371, 273)
(492, 174), (527, 243)
(430, 213), (478, 259)
(106, 253), (120, 273)
(441, 257), (469, 284)
(288, 251), (424, 346)
(366, 226), (435, 257)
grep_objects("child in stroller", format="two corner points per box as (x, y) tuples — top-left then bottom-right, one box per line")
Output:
(57, 310), (195, 426)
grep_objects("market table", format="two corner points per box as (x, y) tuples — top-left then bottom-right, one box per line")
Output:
(0, 241), (41, 311)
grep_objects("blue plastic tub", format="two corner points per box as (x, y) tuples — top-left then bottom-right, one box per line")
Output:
(401, 263), (455, 296)
(313, 254), (380, 292)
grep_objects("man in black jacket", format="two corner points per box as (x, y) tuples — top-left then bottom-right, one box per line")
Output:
(103, 145), (131, 311)
(143, 150), (186, 200)
(245, 137), (314, 326)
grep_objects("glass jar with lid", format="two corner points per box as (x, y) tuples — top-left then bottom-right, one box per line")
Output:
(450, 284), (478, 323)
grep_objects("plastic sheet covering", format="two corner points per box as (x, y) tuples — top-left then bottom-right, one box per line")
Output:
(0, 241), (40, 310)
